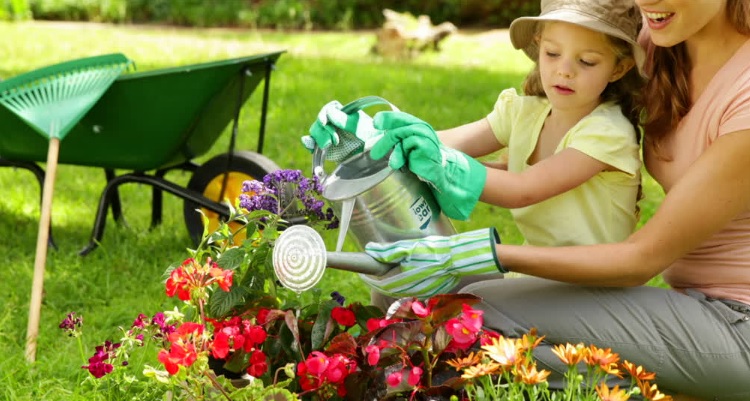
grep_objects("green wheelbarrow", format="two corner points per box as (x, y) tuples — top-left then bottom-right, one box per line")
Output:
(0, 51), (285, 255)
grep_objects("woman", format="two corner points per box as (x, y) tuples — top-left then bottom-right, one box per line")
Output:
(364, 0), (750, 399)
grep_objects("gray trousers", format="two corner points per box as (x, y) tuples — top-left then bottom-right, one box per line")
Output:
(369, 273), (506, 312)
(459, 277), (750, 400)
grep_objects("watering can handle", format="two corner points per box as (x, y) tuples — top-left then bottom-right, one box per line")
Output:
(312, 96), (399, 181)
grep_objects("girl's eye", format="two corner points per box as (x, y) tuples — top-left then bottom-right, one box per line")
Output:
(579, 59), (596, 67)
(545, 51), (559, 58)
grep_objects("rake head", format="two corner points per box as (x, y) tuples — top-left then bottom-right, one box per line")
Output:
(0, 53), (133, 140)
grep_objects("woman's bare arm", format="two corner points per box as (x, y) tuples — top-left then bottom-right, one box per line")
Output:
(498, 129), (750, 286)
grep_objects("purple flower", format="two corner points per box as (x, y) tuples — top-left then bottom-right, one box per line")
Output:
(239, 169), (339, 229)
(82, 341), (121, 378)
(59, 312), (83, 337)
(330, 291), (346, 305)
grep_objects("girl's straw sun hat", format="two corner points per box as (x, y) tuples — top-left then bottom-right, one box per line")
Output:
(509, 0), (645, 74)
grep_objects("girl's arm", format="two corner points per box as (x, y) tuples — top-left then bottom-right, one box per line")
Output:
(499, 129), (750, 286)
(480, 147), (608, 208)
(437, 118), (502, 158)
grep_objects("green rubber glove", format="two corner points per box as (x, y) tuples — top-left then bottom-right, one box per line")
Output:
(360, 228), (506, 298)
(370, 111), (487, 221)
(301, 100), (380, 162)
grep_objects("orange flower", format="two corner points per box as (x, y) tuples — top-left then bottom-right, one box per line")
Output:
(639, 381), (673, 401)
(516, 361), (550, 385)
(620, 360), (656, 382)
(481, 336), (521, 369)
(584, 345), (621, 376)
(517, 328), (544, 353)
(461, 362), (501, 379)
(446, 352), (482, 371)
(550, 342), (588, 366)
(596, 384), (630, 401)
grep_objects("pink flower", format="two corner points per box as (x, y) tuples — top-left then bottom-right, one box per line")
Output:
(305, 351), (330, 376)
(387, 370), (403, 387)
(445, 318), (478, 350)
(365, 344), (380, 366)
(408, 366), (423, 386)
(411, 300), (431, 317)
(460, 304), (483, 332)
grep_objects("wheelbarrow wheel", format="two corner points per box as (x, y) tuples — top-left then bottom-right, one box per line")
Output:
(184, 150), (281, 246)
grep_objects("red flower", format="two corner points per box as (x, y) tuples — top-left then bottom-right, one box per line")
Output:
(164, 258), (234, 302)
(331, 306), (356, 327)
(256, 308), (271, 325)
(209, 266), (233, 292)
(247, 350), (268, 378)
(366, 317), (403, 332)
(245, 324), (267, 348)
(158, 342), (198, 375)
(165, 267), (192, 301)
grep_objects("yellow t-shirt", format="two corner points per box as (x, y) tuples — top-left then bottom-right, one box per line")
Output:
(486, 88), (641, 246)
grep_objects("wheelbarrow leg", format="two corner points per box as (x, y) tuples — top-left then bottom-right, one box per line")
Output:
(80, 172), (230, 256)
(150, 168), (167, 229)
(0, 158), (57, 250)
(105, 169), (127, 227)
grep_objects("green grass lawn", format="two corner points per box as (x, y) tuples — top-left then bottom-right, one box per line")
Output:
(0, 21), (664, 400)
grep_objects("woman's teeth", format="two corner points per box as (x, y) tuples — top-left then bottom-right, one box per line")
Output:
(644, 12), (672, 22)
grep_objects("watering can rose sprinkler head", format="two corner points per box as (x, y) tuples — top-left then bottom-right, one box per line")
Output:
(272, 225), (396, 292)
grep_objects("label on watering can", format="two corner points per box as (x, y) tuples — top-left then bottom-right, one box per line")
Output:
(410, 196), (433, 230)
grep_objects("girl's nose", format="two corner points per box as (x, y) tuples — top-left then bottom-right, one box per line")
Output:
(557, 60), (575, 78)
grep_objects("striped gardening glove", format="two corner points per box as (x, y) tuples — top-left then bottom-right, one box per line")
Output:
(369, 111), (487, 221)
(360, 228), (507, 298)
(301, 100), (380, 162)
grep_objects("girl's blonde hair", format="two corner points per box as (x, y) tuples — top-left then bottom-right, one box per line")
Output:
(643, 0), (750, 157)
(521, 25), (645, 137)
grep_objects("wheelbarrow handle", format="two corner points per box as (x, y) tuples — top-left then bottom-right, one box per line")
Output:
(326, 251), (397, 276)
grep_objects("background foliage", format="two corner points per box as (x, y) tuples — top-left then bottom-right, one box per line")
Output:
(4, 0), (541, 29)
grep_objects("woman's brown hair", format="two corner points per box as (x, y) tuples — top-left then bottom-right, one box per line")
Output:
(643, 0), (750, 155)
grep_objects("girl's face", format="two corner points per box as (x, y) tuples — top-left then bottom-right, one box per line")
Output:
(537, 22), (629, 114)
(635, 0), (726, 46)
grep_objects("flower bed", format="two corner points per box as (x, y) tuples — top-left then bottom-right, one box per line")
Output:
(61, 169), (672, 401)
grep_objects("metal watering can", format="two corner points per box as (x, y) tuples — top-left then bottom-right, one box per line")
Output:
(313, 96), (457, 249)
(272, 97), (457, 293)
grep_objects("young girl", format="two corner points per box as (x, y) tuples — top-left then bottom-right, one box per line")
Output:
(431, 0), (646, 248)
(353, 0), (647, 300)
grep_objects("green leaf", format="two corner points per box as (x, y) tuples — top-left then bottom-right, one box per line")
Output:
(216, 246), (245, 270)
(208, 286), (247, 318)
(310, 299), (338, 350)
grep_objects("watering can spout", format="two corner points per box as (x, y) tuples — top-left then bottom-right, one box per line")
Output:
(326, 251), (396, 276)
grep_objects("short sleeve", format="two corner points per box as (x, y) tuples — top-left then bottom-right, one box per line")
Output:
(564, 104), (642, 176)
(719, 75), (750, 136)
(486, 88), (521, 147)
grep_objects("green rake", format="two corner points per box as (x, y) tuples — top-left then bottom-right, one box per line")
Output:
(0, 53), (133, 362)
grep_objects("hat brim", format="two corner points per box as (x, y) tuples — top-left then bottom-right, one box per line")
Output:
(509, 9), (645, 76)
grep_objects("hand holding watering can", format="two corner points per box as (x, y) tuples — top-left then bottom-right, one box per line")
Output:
(276, 98), (505, 299)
